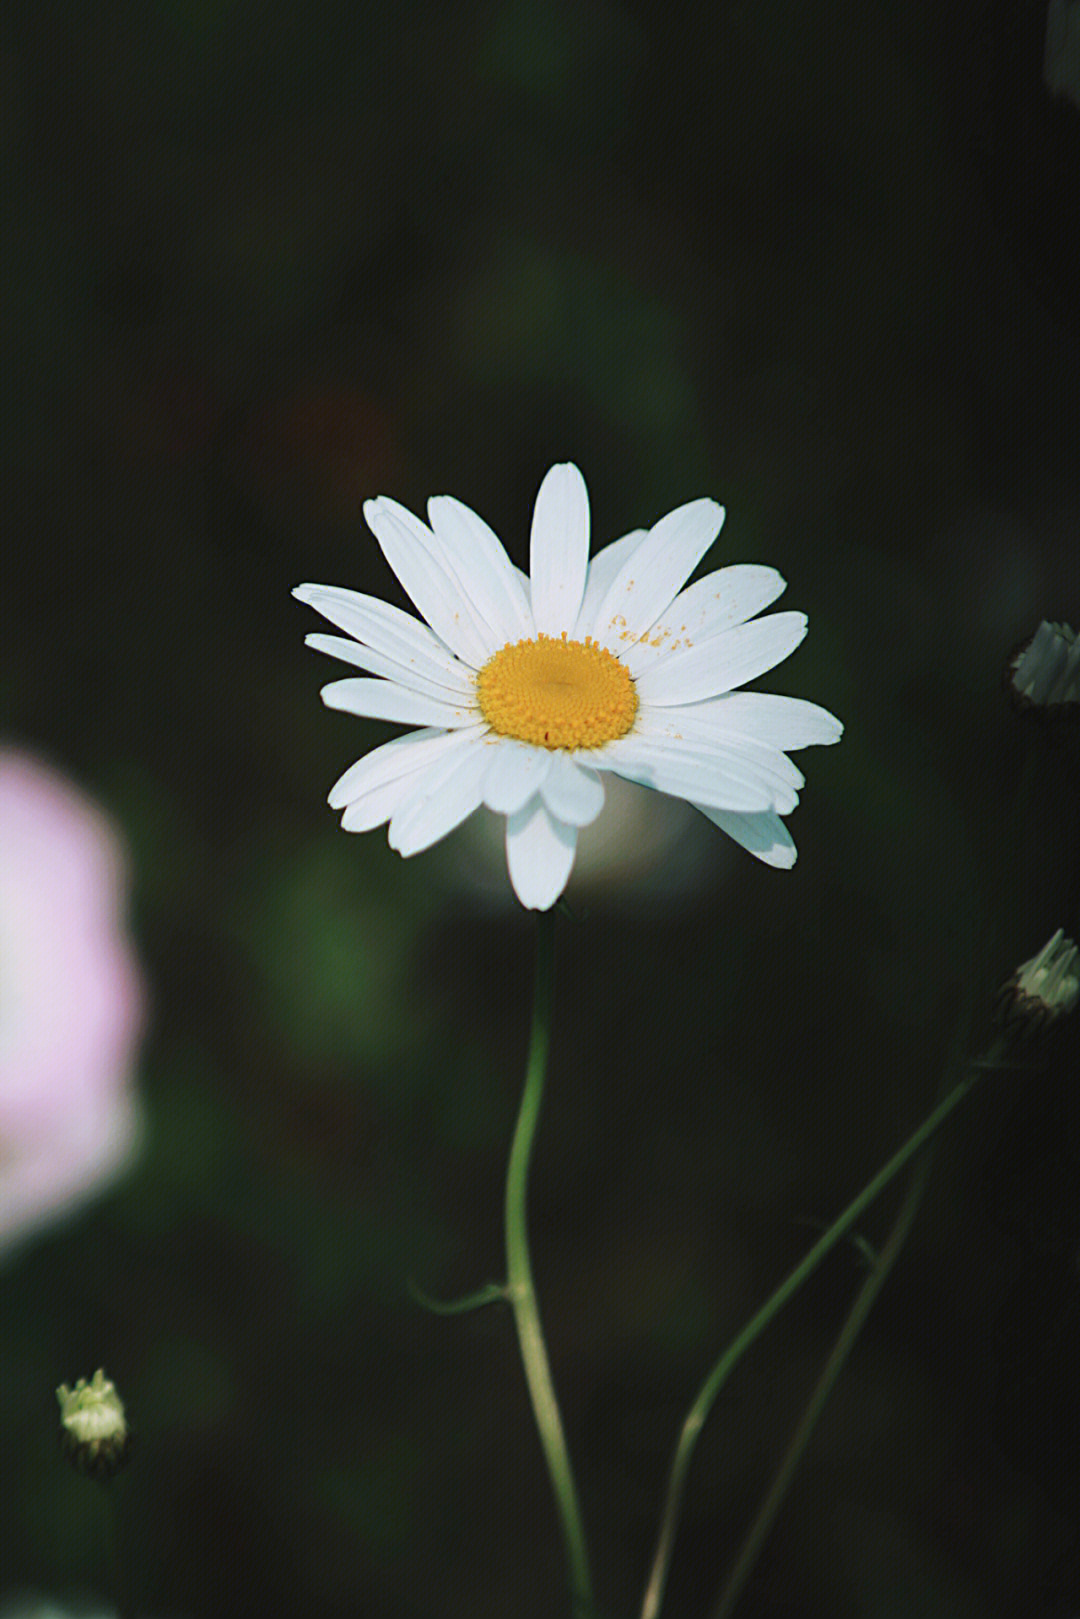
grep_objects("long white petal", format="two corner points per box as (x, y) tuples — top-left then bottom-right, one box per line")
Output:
(506, 797), (578, 910)
(341, 767), (437, 832)
(321, 677), (480, 728)
(630, 707), (806, 793)
(618, 565), (787, 675)
(572, 529), (649, 638)
(328, 727), (482, 809)
(340, 731), (486, 832)
(634, 612), (807, 705)
(306, 635), (477, 703)
(294, 584), (475, 692)
(539, 755), (605, 827)
(530, 464), (590, 635)
(694, 803), (798, 868)
(664, 693), (844, 750)
(481, 740), (553, 814)
(587, 499), (724, 653)
(363, 498), (493, 668)
(387, 741), (492, 856)
(594, 734), (788, 813)
(427, 495), (536, 646)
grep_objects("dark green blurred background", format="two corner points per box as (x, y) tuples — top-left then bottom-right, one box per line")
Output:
(3, 0), (1080, 1615)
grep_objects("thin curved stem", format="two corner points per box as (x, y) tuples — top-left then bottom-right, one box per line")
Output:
(506, 911), (595, 1619)
(710, 1146), (934, 1619)
(640, 1051), (999, 1619)
(106, 1478), (134, 1619)
(707, 997), (999, 1619)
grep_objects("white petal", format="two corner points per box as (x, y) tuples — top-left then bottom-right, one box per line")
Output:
(321, 677), (480, 728)
(481, 740), (553, 814)
(506, 797), (578, 910)
(618, 565), (787, 675)
(530, 464), (590, 635)
(634, 612), (808, 705)
(572, 529), (650, 638)
(694, 803), (798, 868)
(341, 730), (486, 832)
(387, 739), (492, 856)
(306, 635), (477, 704)
(341, 769), (433, 832)
(588, 499), (724, 653)
(328, 726), (480, 809)
(631, 706), (806, 793)
(427, 495), (536, 646)
(594, 734), (788, 813)
(539, 755), (605, 827)
(673, 692), (844, 750)
(363, 497), (493, 668)
(293, 583), (475, 693)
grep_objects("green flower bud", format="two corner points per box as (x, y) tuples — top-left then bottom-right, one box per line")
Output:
(1007, 621), (1080, 719)
(995, 929), (1080, 1040)
(56, 1369), (130, 1479)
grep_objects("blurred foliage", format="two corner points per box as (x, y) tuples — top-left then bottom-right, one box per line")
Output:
(3, 1), (1080, 1617)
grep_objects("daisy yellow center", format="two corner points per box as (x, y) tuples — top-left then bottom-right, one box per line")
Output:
(476, 632), (638, 750)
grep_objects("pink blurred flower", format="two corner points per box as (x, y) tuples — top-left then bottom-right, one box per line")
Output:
(0, 749), (146, 1255)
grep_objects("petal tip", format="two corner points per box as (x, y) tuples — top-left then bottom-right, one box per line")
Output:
(538, 461), (588, 496)
(319, 681), (352, 710)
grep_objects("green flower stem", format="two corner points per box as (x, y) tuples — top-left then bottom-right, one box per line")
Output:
(506, 911), (594, 1619)
(706, 1004), (1001, 1619)
(710, 1143), (935, 1619)
(640, 1049), (1000, 1619)
(106, 1478), (134, 1619)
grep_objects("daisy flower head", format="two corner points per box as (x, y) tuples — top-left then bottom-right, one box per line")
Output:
(294, 464), (842, 910)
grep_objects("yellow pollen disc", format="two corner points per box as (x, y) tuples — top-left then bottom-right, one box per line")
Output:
(476, 632), (638, 750)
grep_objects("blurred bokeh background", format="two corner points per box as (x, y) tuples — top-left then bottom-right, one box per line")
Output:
(3, 1), (1080, 1615)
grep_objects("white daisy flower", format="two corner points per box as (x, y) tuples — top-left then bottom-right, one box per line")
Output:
(294, 464), (842, 910)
